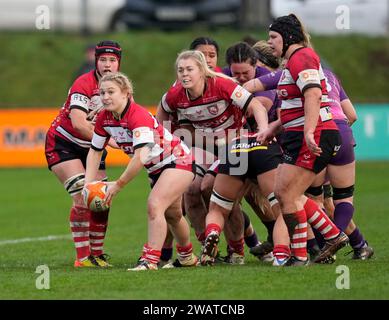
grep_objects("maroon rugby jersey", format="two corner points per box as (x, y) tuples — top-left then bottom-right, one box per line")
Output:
(161, 77), (253, 134)
(277, 47), (337, 132)
(48, 70), (102, 148)
(91, 100), (190, 175)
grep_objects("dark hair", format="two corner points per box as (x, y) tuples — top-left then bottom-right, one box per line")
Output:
(225, 42), (257, 66)
(189, 37), (219, 55)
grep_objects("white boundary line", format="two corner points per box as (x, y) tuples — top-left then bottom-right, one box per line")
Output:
(0, 234), (71, 246)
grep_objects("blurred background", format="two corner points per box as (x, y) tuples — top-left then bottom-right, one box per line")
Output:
(0, 0), (388, 166)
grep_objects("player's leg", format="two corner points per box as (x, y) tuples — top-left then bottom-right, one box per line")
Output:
(51, 160), (99, 267)
(274, 163), (316, 264)
(327, 161), (374, 260)
(201, 174), (244, 265)
(88, 162), (112, 266)
(131, 168), (195, 270)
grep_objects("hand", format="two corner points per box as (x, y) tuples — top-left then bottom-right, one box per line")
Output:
(256, 127), (273, 145)
(305, 132), (322, 156)
(87, 108), (101, 124)
(104, 181), (123, 206)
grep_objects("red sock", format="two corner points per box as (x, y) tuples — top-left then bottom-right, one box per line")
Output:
(227, 238), (245, 256)
(195, 231), (206, 244)
(290, 209), (308, 261)
(273, 244), (291, 261)
(176, 243), (193, 259)
(304, 198), (340, 240)
(142, 244), (161, 264)
(69, 205), (91, 260)
(90, 209), (109, 256)
(205, 223), (222, 237)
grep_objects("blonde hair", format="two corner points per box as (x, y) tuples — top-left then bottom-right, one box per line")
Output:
(253, 40), (281, 69)
(253, 40), (273, 57)
(175, 50), (232, 81)
(99, 72), (134, 95)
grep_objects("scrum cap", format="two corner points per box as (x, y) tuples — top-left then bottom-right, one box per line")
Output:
(95, 40), (122, 67)
(269, 14), (304, 57)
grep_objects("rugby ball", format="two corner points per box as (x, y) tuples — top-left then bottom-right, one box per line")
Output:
(83, 181), (109, 212)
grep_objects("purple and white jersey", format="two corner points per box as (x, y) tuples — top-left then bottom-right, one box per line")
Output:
(223, 66), (276, 101)
(323, 69), (349, 120)
(224, 66), (277, 123)
(258, 71), (282, 90)
(257, 69), (349, 121)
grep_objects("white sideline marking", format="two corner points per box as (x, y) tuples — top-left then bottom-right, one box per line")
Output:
(0, 234), (71, 246)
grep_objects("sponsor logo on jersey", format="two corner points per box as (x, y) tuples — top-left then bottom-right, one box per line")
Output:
(207, 104), (219, 115)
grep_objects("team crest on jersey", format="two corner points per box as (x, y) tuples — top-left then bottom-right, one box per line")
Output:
(207, 104), (219, 115)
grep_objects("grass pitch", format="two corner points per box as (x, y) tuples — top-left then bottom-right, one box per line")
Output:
(1, 162), (389, 300)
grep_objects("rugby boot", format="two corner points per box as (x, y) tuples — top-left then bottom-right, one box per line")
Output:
(350, 244), (374, 260)
(94, 253), (113, 267)
(223, 252), (245, 265)
(284, 256), (310, 267)
(249, 241), (274, 261)
(200, 232), (220, 266)
(127, 259), (158, 271)
(162, 253), (199, 268)
(74, 255), (100, 268)
(314, 232), (349, 263)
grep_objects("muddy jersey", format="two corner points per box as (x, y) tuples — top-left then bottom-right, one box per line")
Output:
(161, 77), (253, 134)
(48, 70), (103, 148)
(277, 47), (337, 132)
(91, 100), (191, 175)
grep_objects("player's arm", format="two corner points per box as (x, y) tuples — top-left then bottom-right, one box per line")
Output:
(243, 71), (281, 93)
(156, 100), (170, 124)
(70, 108), (94, 140)
(246, 97), (269, 132)
(340, 99), (357, 126)
(304, 86), (322, 156)
(104, 146), (146, 205)
(243, 78), (266, 93)
(85, 147), (103, 184)
(85, 123), (109, 184)
(255, 96), (274, 112)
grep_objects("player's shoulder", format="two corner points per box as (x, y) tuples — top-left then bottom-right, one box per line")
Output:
(212, 75), (237, 93)
(292, 47), (319, 62)
(165, 82), (185, 102)
(128, 101), (151, 118)
(71, 70), (97, 91)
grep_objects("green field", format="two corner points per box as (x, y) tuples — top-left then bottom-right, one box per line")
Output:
(1, 161), (389, 300)
(1, 30), (389, 108)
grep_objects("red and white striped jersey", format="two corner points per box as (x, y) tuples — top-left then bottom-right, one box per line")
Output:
(91, 100), (190, 175)
(161, 77), (253, 134)
(48, 70), (102, 148)
(277, 47), (337, 132)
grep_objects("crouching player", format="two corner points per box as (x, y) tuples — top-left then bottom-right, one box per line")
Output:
(201, 132), (283, 266)
(84, 72), (198, 271)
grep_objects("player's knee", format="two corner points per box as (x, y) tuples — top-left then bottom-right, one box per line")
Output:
(147, 198), (164, 219)
(305, 185), (323, 197)
(165, 211), (181, 225)
(210, 190), (234, 213)
(64, 173), (85, 196)
(332, 185), (354, 200)
(323, 184), (333, 199)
